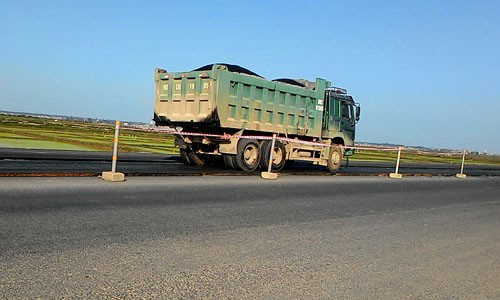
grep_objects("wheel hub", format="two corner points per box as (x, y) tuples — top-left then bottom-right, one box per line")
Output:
(244, 145), (258, 164)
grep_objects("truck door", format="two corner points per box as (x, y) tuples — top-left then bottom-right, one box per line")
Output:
(341, 101), (355, 139)
(328, 96), (342, 131)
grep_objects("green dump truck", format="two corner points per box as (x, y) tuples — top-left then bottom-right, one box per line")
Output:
(153, 64), (360, 172)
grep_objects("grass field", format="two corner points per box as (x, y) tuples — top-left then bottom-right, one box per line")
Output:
(1, 114), (499, 165)
(0, 114), (176, 154)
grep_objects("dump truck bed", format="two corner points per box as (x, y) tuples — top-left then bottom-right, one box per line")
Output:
(154, 64), (330, 138)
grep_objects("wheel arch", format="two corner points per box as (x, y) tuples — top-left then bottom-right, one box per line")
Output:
(332, 137), (345, 147)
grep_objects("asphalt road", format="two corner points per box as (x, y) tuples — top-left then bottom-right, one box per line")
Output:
(1, 176), (499, 299)
(1, 148), (500, 176)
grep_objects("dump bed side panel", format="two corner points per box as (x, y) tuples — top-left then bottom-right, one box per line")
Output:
(216, 68), (327, 137)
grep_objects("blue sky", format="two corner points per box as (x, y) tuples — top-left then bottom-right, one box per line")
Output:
(1, 1), (499, 153)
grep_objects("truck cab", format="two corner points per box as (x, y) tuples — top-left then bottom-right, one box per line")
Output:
(322, 87), (360, 147)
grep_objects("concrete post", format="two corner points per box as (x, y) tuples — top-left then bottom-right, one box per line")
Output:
(111, 120), (120, 173)
(456, 150), (467, 178)
(102, 120), (125, 182)
(261, 134), (278, 180)
(389, 146), (403, 179)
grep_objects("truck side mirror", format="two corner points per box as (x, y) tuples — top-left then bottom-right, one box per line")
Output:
(355, 106), (361, 122)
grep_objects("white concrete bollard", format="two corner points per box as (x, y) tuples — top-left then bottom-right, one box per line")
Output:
(261, 134), (278, 180)
(102, 120), (125, 182)
(455, 150), (467, 179)
(389, 146), (403, 179)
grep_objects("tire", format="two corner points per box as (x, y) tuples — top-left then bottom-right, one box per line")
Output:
(235, 139), (261, 172)
(259, 140), (286, 172)
(223, 154), (237, 169)
(327, 145), (343, 173)
(179, 149), (191, 165)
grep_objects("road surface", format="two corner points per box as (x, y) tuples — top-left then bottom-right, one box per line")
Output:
(1, 176), (499, 299)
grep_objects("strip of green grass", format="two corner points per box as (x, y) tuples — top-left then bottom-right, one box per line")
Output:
(0, 137), (98, 151)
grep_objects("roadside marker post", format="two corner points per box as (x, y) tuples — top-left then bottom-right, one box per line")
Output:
(102, 120), (125, 182)
(261, 134), (278, 180)
(389, 146), (403, 179)
(456, 150), (467, 179)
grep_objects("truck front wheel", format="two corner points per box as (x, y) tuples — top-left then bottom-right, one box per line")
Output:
(327, 145), (343, 173)
(235, 139), (261, 171)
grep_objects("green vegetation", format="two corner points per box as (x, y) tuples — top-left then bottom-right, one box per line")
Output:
(0, 114), (176, 154)
(1, 114), (499, 165)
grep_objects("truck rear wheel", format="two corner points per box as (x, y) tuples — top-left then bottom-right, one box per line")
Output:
(259, 140), (286, 171)
(235, 139), (261, 171)
(223, 154), (237, 169)
(327, 145), (343, 173)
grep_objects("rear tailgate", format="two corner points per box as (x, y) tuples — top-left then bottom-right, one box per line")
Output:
(154, 69), (214, 123)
